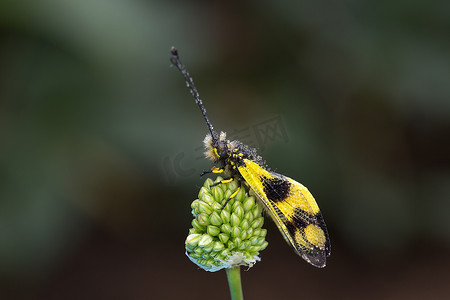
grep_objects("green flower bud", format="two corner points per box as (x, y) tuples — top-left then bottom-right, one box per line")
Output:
(243, 197), (256, 212)
(203, 242), (215, 253)
(251, 217), (264, 229)
(224, 190), (233, 202)
(201, 193), (215, 206)
(220, 209), (231, 224)
(239, 241), (250, 251)
(221, 223), (232, 235)
(260, 241), (268, 250)
(240, 219), (250, 231)
(246, 227), (253, 237)
(185, 233), (202, 248)
(248, 245), (260, 253)
(198, 201), (213, 215)
(252, 204), (263, 219)
(230, 213), (241, 227)
(234, 204), (245, 220)
(207, 225), (221, 236)
(197, 213), (210, 226)
(259, 228), (267, 238)
(191, 200), (200, 215)
(227, 241), (235, 250)
(211, 202), (222, 211)
(204, 178), (214, 188)
(185, 176), (268, 272)
(219, 233), (229, 244)
(231, 226), (241, 238)
(209, 211), (222, 226)
(233, 237), (242, 249)
(212, 241), (225, 252)
(255, 236), (266, 245)
(192, 219), (206, 232)
(194, 247), (204, 255)
(212, 186), (223, 201)
(249, 236), (259, 246)
(198, 234), (214, 247)
(198, 186), (209, 199)
(245, 212), (254, 224)
(235, 186), (245, 202)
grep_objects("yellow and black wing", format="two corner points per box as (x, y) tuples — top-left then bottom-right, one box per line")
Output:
(238, 159), (330, 267)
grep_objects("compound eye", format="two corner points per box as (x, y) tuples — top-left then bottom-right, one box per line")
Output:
(216, 142), (228, 158)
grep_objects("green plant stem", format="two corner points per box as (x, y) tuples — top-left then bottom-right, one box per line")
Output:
(225, 267), (244, 300)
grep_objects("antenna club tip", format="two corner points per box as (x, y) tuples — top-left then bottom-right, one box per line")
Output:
(170, 46), (178, 56)
(170, 46), (180, 67)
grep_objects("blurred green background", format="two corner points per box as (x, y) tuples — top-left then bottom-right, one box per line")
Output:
(1, 0), (449, 299)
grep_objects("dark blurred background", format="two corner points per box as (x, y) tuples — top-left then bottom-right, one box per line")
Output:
(1, 0), (449, 299)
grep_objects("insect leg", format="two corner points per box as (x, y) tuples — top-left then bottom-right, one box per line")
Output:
(220, 179), (241, 210)
(200, 167), (224, 176)
(210, 177), (234, 187)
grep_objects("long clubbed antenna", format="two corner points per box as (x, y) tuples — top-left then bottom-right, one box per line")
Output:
(170, 46), (217, 141)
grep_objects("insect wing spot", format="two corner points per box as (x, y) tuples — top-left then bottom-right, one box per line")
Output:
(260, 175), (291, 202)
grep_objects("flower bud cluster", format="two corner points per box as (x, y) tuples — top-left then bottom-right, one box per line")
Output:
(185, 177), (268, 272)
